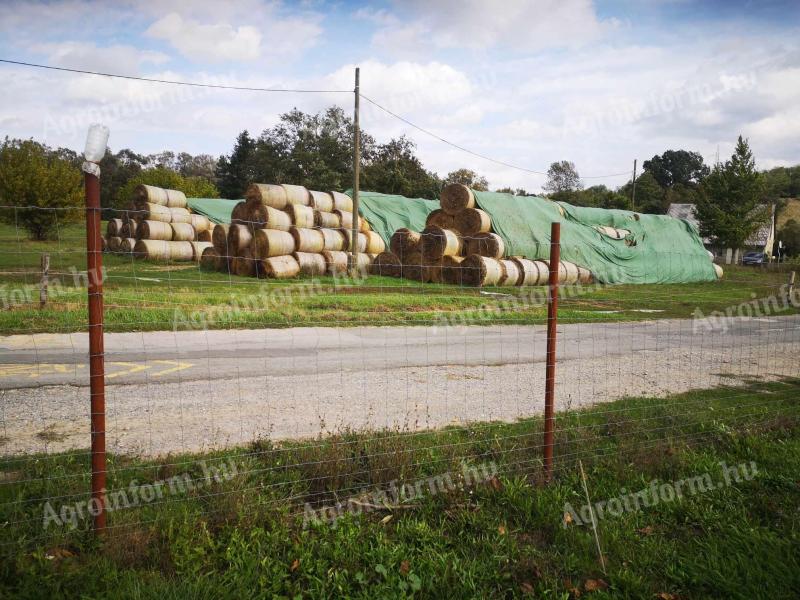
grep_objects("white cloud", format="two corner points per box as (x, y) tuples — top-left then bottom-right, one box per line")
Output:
(145, 13), (262, 62)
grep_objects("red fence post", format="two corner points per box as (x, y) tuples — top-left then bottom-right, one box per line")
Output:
(543, 222), (560, 482)
(83, 126), (108, 533)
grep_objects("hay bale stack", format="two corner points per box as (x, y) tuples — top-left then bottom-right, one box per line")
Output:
(343, 230), (368, 253)
(461, 255), (504, 287)
(246, 184), (288, 210)
(498, 259), (521, 286)
(290, 227), (324, 253)
(135, 202), (172, 223)
(251, 205), (292, 231)
(293, 252), (327, 276)
(190, 214), (211, 232)
(289, 204), (315, 228)
(254, 229), (295, 259)
(421, 226), (462, 260)
(335, 210), (365, 232)
(314, 210), (341, 229)
(323, 250), (349, 275)
(282, 184), (311, 206)
(133, 185), (187, 209)
(168, 207), (192, 224)
(371, 252), (402, 277)
(559, 261), (580, 285)
(512, 258), (549, 286)
(138, 220), (173, 241)
(426, 209), (456, 230)
(228, 224), (254, 254)
(331, 191), (353, 212)
(309, 190), (334, 212)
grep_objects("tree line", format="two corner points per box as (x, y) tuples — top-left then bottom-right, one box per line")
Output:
(1, 105), (798, 250)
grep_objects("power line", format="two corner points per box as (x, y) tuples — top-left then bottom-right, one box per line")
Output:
(360, 93), (632, 180)
(0, 59), (350, 94)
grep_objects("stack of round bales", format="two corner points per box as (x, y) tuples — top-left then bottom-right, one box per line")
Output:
(223, 183), (380, 279)
(380, 183), (594, 287)
(106, 184), (215, 262)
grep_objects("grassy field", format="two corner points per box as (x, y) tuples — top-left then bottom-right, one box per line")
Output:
(0, 379), (798, 598)
(0, 224), (797, 334)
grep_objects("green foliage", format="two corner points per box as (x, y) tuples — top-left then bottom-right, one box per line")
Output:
(444, 168), (489, 191)
(362, 136), (442, 199)
(544, 160), (582, 194)
(0, 138), (83, 240)
(619, 171), (665, 213)
(552, 184), (631, 210)
(643, 149), (709, 188)
(778, 219), (800, 256)
(762, 165), (800, 200)
(116, 166), (219, 208)
(696, 136), (767, 249)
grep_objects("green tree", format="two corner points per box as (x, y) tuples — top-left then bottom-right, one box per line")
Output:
(98, 148), (146, 210)
(362, 136), (441, 199)
(778, 219), (800, 257)
(216, 130), (258, 198)
(544, 161), (582, 194)
(696, 136), (767, 249)
(0, 138), (83, 239)
(116, 167), (219, 208)
(643, 150), (709, 188)
(619, 172), (664, 213)
(444, 168), (489, 191)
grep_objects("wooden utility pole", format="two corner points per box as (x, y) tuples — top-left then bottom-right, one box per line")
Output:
(350, 67), (361, 277)
(631, 159), (637, 212)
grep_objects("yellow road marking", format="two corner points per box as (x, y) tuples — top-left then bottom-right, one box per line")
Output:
(0, 360), (194, 379)
(150, 360), (194, 377)
(105, 362), (150, 379)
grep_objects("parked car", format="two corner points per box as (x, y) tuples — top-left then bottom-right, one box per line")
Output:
(742, 251), (767, 265)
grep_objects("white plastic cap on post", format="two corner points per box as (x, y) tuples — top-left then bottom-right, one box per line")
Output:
(83, 123), (109, 162)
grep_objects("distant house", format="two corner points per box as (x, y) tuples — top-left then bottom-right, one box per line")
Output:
(666, 203), (775, 263)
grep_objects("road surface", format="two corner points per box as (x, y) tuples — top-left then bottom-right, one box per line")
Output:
(1, 315), (797, 456)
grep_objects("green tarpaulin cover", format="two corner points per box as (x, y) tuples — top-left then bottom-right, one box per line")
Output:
(186, 198), (243, 224)
(351, 190), (439, 247)
(472, 190), (716, 284)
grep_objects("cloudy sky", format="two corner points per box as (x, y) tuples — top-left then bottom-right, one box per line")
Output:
(1, 0), (799, 192)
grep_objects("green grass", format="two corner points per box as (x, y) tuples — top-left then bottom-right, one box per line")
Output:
(0, 223), (797, 334)
(1, 380), (798, 598)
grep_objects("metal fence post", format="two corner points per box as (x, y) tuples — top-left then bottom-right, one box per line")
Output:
(83, 125), (108, 533)
(543, 222), (560, 482)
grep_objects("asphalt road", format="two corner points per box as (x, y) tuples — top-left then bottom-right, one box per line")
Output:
(1, 316), (798, 456)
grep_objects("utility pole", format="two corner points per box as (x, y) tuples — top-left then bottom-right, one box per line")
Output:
(350, 67), (361, 277)
(631, 159), (637, 212)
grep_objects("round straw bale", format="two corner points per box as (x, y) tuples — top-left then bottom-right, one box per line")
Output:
(228, 223), (254, 254)
(189, 241), (212, 262)
(309, 190), (334, 212)
(331, 191), (353, 212)
(360, 217), (371, 233)
(233, 248), (259, 277)
(189, 214), (211, 232)
(713, 263), (723, 278)
(390, 228), (421, 261)
(262, 255), (300, 279)
(293, 251), (327, 276)
(426, 208), (456, 230)
(197, 229), (212, 243)
(401, 251), (430, 282)
(320, 228), (346, 251)
(463, 232), (505, 259)
(421, 226), (462, 260)
(335, 210), (365, 232)
(134, 239), (193, 261)
(119, 238), (136, 253)
(246, 184), (287, 209)
(454, 208), (491, 236)
(512, 258), (549, 286)
(250, 204), (292, 231)
(559, 261), (580, 285)
(231, 201), (249, 224)
(281, 184), (311, 206)
(314, 210), (341, 229)
(323, 250), (349, 275)
(499, 259), (521, 286)
(138, 202), (172, 223)
(577, 266), (593, 284)
(138, 220), (173, 241)
(121, 220), (137, 239)
(212, 224), (231, 253)
(106, 218), (123, 237)
(254, 228), (295, 259)
(200, 246), (220, 271)
(460, 255), (504, 287)
(290, 227), (325, 253)
(168, 207), (192, 224)
(133, 184), (169, 206)
(370, 252), (402, 277)
(107, 236), (122, 252)
(170, 222), (196, 242)
(165, 189), (188, 208)
(441, 255), (465, 285)
(440, 183), (476, 215)
(364, 231), (386, 254)
(289, 204), (315, 228)
(343, 230), (368, 253)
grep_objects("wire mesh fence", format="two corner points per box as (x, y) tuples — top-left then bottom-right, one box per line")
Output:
(0, 201), (798, 558)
